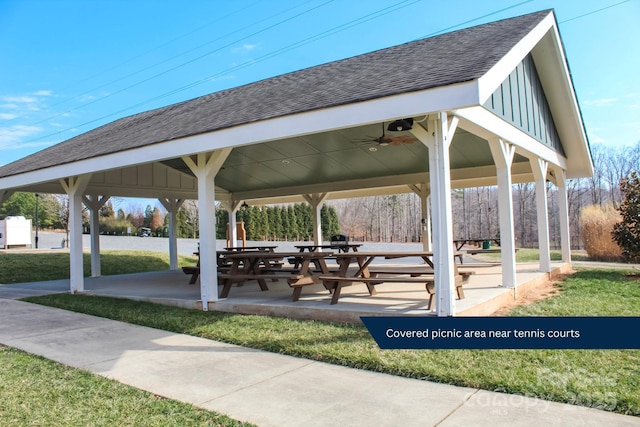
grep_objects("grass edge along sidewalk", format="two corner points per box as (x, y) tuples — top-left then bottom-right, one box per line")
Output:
(17, 268), (640, 417)
(0, 345), (253, 426)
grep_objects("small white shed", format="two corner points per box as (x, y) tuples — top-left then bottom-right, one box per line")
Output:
(0, 216), (32, 249)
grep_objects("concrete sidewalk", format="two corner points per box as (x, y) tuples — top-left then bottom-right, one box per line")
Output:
(0, 299), (637, 427)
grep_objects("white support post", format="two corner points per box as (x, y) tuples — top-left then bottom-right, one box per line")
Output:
(530, 158), (551, 272)
(82, 194), (110, 277)
(411, 113), (456, 316)
(488, 138), (517, 288)
(0, 189), (14, 206)
(60, 175), (91, 293)
(553, 167), (572, 264)
(159, 198), (185, 270)
(303, 193), (328, 246)
(183, 148), (231, 310)
(409, 183), (431, 252)
(227, 200), (243, 248)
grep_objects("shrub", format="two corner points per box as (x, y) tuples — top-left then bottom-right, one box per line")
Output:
(580, 204), (623, 261)
(612, 171), (640, 262)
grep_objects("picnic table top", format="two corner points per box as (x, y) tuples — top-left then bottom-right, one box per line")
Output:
(295, 243), (362, 249)
(332, 251), (462, 258)
(221, 251), (334, 259)
(223, 245), (277, 251)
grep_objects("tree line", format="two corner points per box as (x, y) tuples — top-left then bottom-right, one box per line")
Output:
(0, 195), (341, 242)
(331, 142), (640, 250)
(1, 142), (637, 249)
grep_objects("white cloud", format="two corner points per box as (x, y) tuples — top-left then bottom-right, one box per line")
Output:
(587, 130), (606, 143)
(1, 95), (38, 104)
(0, 139), (53, 152)
(33, 90), (53, 96)
(232, 43), (258, 54)
(0, 113), (17, 120)
(583, 98), (617, 107)
(0, 124), (43, 149)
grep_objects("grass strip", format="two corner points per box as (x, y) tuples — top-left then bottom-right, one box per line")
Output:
(468, 248), (590, 263)
(22, 269), (640, 416)
(0, 346), (253, 426)
(0, 250), (198, 284)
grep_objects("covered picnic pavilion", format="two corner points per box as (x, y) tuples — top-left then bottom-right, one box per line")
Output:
(0, 10), (592, 317)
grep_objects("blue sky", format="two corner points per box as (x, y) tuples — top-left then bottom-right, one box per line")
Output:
(1, 0), (638, 170)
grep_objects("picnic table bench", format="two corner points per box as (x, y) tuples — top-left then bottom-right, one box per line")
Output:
(317, 251), (471, 305)
(182, 248), (280, 284)
(218, 251), (334, 301)
(463, 248), (519, 256)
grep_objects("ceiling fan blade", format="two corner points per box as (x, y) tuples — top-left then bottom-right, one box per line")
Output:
(389, 135), (417, 145)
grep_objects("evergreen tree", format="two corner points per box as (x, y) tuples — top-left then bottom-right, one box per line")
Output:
(143, 205), (154, 228)
(612, 171), (640, 262)
(294, 203), (310, 240)
(0, 192), (35, 219)
(321, 205), (341, 239)
(216, 209), (229, 239)
(281, 206), (292, 240)
(99, 201), (115, 218)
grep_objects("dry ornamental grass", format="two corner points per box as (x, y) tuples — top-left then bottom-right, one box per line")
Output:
(580, 204), (623, 261)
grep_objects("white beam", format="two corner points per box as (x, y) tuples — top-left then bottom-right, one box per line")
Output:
(0, 80), (480, 193)
(552, 166), (572, 263)
(226, 200), (243, 248)
(303, 193), (328, 245)
(488, 138), (517, 288)
(409, 183), (431, 252)
(0, 189), (14, 206)
(530, 158), (551, 272)
(60, 175), (91, 293)
(82, 194), (110, 277)
(412, 113), (456, 316)
(182, 150), (231, 309)
(454, 107), (567, 170)
(159, 198), (185, 270)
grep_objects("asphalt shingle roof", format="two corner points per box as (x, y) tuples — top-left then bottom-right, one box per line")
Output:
(0, 10), (552, 179)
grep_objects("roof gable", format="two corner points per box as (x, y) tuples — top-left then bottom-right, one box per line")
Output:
(0, 10), (552, 179)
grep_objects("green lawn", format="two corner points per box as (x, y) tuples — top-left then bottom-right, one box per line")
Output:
(3, 250), (640, 416)
(469, 248), (591, 263)
(0, 250), (198, 284)
(0, 346), (253, 426)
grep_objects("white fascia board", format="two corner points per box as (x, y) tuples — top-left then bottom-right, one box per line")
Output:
(475, 10), (592, 179)
(454, 106), (567, 169)
(477, 11), (555, 104)
(0, 81), (479, 192)
(529, 29), (593, 179)
(135, 79), (479, 159)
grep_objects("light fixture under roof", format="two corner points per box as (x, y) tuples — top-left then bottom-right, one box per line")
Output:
(387, 118), (414, 132)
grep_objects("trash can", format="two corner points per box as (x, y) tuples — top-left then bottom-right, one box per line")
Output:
(482, 240), (491, 250)
(330, 234), (348, 246)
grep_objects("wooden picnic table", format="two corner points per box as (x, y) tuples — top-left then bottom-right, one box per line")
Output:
(292, 243), (361, 268)
(319, 251), (469, 305)
(218, 251), (334, 300)
(224, 245), (277, 252)
(183, 248), (277, 284)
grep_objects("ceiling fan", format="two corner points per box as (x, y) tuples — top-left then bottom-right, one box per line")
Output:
(353, 121), (416, 147)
